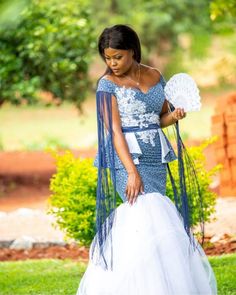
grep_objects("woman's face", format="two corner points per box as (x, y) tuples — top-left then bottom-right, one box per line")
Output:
(103, 47), (134, 76)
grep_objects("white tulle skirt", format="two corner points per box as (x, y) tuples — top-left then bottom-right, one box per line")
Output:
(76, 192), (217, 295)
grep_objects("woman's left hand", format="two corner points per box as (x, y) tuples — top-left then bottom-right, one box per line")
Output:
(171, 108), (187, 120)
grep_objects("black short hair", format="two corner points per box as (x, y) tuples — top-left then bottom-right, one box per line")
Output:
(97, 24), (141, 77)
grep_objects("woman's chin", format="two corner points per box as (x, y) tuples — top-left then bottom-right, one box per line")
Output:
(112, 70), (120, 75)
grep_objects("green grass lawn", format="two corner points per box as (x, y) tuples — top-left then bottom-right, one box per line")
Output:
(0, 259), (87, 295)
(0, 98), (97, 151)
(0, 254), (235, 295)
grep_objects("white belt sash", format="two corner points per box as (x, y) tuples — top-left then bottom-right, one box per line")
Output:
(122, 123), (172, 164)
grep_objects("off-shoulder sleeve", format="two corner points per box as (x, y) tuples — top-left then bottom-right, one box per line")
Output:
(94, 78), (118, 167)
(96, 77), (115, 93)
(159, 73), (167, 88)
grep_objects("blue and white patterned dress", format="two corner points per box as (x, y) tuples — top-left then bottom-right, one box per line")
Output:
(93, 75), (177, 201)
(77, 74), (217, 295)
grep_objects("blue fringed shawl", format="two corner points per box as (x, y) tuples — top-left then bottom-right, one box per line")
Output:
(90, 91), (117, 270)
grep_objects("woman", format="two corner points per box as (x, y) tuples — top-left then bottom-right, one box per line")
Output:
(77, 24), (217, 295)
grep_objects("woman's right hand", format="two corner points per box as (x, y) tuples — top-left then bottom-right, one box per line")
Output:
(125, 170), (144, 205)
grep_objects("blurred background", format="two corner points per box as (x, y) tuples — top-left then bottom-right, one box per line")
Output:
(0, 0), (236, 150)
(0, 0), (235, 294)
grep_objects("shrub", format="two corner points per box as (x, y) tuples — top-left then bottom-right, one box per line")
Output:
(48, 150), (97, 246)
(48, 137), (221, 246)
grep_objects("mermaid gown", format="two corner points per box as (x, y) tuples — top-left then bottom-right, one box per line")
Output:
(76, 75), (217, 295)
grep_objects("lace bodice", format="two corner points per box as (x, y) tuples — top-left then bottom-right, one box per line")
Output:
(94, 74), (177, 168)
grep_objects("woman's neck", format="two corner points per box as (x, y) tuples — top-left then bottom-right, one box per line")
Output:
(124, 61), (140, 78)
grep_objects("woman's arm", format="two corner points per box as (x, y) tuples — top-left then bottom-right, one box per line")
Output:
(160, 99), (186, 128)
(104, 94), (144, 204)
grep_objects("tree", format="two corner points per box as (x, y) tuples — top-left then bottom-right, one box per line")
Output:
(90, 0), (213, 58)
(210, 0), (236, 20)
(0, 0), (96, 110)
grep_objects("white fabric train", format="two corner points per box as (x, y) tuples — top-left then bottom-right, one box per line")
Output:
(76, 192), (217, 295)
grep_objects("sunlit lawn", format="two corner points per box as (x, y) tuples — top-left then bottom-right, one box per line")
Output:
(0, 96), (97, 151)
(0, 254), (235, 295)
(0, 259), (87, 295)
(0, 87), (233, 151)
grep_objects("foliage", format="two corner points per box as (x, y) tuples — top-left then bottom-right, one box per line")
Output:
(210, 0), (236, 33)
(210, 0), (236, 20)
(48, 150), (98, 246)
(0, 0), (96, 110)
(0, 255), (235, 294)
(91, 0), (235, 76)
(48, 137), (220, 246)
(90, 0), (213, 59)
(0, 0), (30, 28)
(48, 149), (123, 245)
(1, 0), (234, 109)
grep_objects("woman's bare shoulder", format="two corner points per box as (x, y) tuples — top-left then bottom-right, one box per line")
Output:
(140, 64), (162, 82)
(144, 65), (162, 76)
